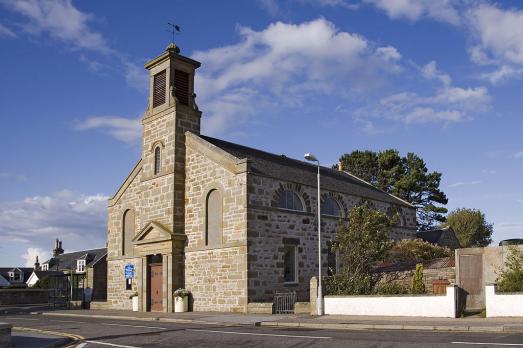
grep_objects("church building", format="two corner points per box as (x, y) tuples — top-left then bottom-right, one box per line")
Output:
(105, 44), (417, 313)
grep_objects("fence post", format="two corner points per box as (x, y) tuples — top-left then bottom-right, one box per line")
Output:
(310, 277), (318, 315)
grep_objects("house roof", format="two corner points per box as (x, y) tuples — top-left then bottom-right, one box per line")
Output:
(41, 248), (107, 271)
(0, 267), (34, 282)
(416, 227), (461, 249)
(198, 134), (414, 208)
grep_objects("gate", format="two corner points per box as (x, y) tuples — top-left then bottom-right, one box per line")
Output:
(273, 292), (296, 314)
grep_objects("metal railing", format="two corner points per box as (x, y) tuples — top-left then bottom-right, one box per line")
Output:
(273, 291), (296, 314)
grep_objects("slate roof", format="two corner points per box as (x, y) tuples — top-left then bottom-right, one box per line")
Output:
(416, 227), (461, 249)
(0, 267), (34, 282)
(199, 135), (413, 208)
(41, 248), (107, 271)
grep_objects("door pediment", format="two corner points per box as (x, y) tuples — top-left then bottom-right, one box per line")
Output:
(133, 221), (182, 245)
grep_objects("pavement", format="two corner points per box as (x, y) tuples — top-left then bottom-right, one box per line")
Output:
(31, 308), (523, 333)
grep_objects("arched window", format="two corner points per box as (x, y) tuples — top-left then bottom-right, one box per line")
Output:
(278, 190), (304, 211)
(322, 198), (342, 217)
(205, 189), (222, 246)
(122, 209), (135, 256)
(154, 147), (161, 175)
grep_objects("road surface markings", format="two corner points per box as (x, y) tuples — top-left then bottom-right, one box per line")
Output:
(50, 319), (88, 324)
(105, 323), (167, 330)
(188, 328), (332, 339)
(452, 342), (523, 346)
(3, 317), (38, 321)
(12, 326), (85, 341)
(84, 341), (140, 348)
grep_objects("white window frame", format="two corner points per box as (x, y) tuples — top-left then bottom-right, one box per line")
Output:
(76, 260), (86, 273)
(8, 272), (14, 281)
(283, 245), (298, 284)
(41, 264), (49, 271)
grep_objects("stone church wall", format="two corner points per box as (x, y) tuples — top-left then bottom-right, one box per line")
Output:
(184, 144), (248, 312)
(246, 173), (416, 303)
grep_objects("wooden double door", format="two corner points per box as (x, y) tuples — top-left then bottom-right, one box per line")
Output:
(148, 263), (163, 312)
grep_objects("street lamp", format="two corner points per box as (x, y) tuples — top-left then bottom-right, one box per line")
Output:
(304, 153), (323, 315)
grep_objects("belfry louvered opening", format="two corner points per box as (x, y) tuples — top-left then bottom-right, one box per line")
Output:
(153, 70), (167, 108)
(174, 69), (189, 105)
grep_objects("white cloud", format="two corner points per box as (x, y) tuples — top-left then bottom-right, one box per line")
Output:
(22, 247), (50, 267)
(374, 83), (490, 125)
(0, 190), (108, 263)
(513, 151), (523, 159)
(0, 172), (27, 181)
(467, 4), (523, 66)
(124, 62), (149, 93)
(193, 18), (402, 136)
(448, 180), (482, 188)
(0, 23), (16, 37)
(421, 61), (451, 86)
(366, 0), (461, 25)
(75, 116), (141, 144)
(1, 0), (111, 53)
(479, 65), (523, 85)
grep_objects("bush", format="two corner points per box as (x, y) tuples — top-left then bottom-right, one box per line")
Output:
(374, 282), (409, 295)
(497, 247), (523, 293)
(387, 239), (451, 264)
(326, 203), (393, 295)
(411, 263), (425, 294)
(32, 277), (50, 289)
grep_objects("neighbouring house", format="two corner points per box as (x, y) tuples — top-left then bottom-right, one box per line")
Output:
(0, 267), (34, 288)
(30, 240), (108, 301)
(103, 43), (418, 313)
(416, 227), (461, 250)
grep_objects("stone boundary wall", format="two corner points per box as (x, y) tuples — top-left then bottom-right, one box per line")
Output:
(324, 286), (457, 318)
(0, 289), (49, 305)
(379, 267), (456, 294)
(486, 285), (523, 317)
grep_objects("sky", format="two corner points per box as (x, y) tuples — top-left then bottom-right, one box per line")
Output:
(0, 0), (522, 266)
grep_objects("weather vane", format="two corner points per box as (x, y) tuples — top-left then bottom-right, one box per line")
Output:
(167, 22), (181, 44)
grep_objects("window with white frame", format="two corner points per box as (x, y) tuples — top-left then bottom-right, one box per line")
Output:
(283, 245), (297, 283)
(76, 260), (86, 273)
(41, 264), (49, 271)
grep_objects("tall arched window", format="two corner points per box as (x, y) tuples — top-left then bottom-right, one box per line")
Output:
(122, 209), (135, 256)
(205, 189), (222, 246)
(154, 147), (161, 175)
(278, 190), (304, 211)
(322, 198), (342, 217)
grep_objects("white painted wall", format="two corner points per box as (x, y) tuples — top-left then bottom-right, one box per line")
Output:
(25, 272), (39, 287)
(486, 285), (523, 317)
(324, 286), (456, 318)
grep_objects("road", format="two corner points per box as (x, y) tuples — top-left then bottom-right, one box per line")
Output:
(3, 314), (523, 347)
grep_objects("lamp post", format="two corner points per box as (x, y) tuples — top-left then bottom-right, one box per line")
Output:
(304, 153), (323, 315)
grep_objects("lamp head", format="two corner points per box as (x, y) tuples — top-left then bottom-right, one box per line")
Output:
(304, 153), (318, 162)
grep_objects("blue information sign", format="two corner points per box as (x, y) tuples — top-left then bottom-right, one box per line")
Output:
(124, 264), (134, 279)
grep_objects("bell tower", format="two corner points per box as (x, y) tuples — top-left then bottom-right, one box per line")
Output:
(141, 44), (202, 233)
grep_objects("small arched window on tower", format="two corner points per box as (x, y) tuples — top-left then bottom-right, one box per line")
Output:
(154, 147), (161, 175)
(122, 209), (135, 256)
(205, 189), (223, 246)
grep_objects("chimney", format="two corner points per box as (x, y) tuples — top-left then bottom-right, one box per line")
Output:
(34, 256), (40, 270)
(53, 239), (64, 256)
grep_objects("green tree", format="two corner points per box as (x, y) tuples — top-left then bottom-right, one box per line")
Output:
(411, 263), (425, 294)
(326, 203), (393, 295)
(32, 276), (50, 289)
(497, 246), (523, 293)
(387, 239), (452, 264)
(444, 208), (493, 247)
(338, 150), (448, 230)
